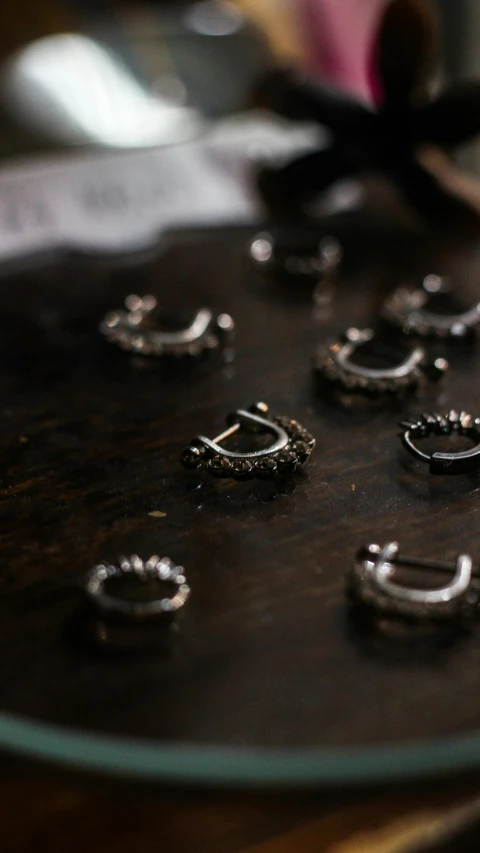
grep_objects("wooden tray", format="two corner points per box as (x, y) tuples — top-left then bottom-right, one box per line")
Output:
(2, 222), (480, 786)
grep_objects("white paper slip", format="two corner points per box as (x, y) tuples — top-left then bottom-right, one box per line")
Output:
(0, 115), (327, 265)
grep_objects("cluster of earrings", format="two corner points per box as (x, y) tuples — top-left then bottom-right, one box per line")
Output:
(84, 400), (480, 642)
(85, 537), (480, 642)
(92, 235), (480, 642)
(246, 233), (480, 630)
(250, 233), (480, 397)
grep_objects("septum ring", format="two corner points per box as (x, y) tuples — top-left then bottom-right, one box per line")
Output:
(382, 274), (480, 339)
(399, 410), (480, 475)
(100, 294), (235, 357)
(180, 402), (315, 480)
(313, 327), (448, 394)
(348, 541), (479, 622)
(86, 555), (190, 620)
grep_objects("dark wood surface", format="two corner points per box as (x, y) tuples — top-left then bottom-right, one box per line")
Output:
(2, 761), (480, 853)
(2, 222), (480, 770)
(3, 762), (480, 853)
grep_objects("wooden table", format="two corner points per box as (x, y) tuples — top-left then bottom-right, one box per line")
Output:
(2, 762), (480, 852)
(2, 222), (480, 850)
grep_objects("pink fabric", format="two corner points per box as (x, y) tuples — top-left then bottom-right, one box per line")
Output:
(298, 0), (388, 104)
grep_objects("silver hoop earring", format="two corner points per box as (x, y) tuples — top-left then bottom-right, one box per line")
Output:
(180, 402), (315, 480)
(382, 274), (480, 339)
(100, 294), (234, 357)
(86, 555), (190, 620)
(399, 410), (480, 475)
(313, 327), (448, 394)
(347, 541), (479, 622)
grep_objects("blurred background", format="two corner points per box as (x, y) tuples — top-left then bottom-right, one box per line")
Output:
(0, 0), (478, 264)
(0, 0), (475, 151)
(0, 0), (296, 155)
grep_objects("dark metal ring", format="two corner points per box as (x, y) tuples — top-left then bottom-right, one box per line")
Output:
(86, 555), (190, 620)
(347, 541), (479, 622)
(180, 401), (315, 481)
(100, 294), (234, 357)
(313, 327), (448, 395)
(399, 410), (480, 474)
(382, 274), (480, 338)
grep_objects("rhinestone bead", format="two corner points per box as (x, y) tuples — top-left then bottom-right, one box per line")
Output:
(292, 427), (315, 448)
(207, 455), (232, 478)
(275, 450), (298, 474)
(254, 457), (278, 479)
(274, 415), (294, 432)
(231, 459), (254, 481)
(289, 421), (304, 435)
(291, 441), (310, 464)
(286, 419), (300, 434)
(460, 412), (473, 430)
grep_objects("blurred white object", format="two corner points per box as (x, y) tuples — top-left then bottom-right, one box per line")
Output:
(0, 113), (359, 266)
(0, 34), (201, 148)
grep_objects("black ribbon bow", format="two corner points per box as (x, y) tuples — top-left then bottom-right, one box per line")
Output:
(253, 0), (480, 233)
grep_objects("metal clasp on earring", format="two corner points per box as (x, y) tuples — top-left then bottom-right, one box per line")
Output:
(100, 294), (234, 357)
(348, 541), (480, 622)
(382, 274), (480, 339)
(399, 410), (480, 475)
(180, 402), (315, 481)
(313, 327), (448, 394)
